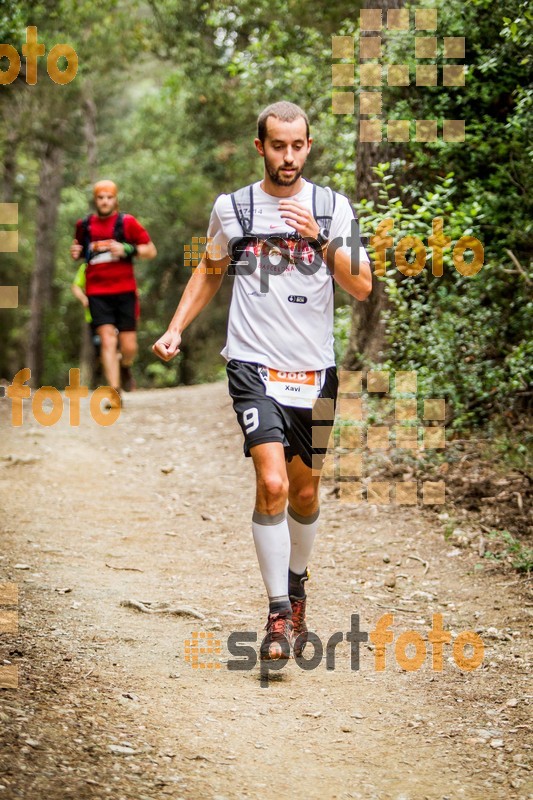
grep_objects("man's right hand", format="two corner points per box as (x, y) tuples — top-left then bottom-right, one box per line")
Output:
(152, 330), (182, 361)
(70, 240), (83, 260)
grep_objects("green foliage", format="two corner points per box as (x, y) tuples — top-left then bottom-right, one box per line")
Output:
(0, 0), (531, 423)
(333, 305), (351, 365)
(383, 0), (532, 264)
(0, 0), (27, 41)
(486, 427), (532, 473)
(358, 164), (532, 429)
(483, 530), (533, 573)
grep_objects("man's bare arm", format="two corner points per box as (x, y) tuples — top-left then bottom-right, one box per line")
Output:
(279, 198), (372, 301)
(107, 240), (157, 259)
(327, 246), (372, 301)
(152, 254), (231, 361)
(137, 241), (157, 259)
(71, 283), (89, 308)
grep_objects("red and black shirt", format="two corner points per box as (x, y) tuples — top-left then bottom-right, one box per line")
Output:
(74, 212), (151, 296)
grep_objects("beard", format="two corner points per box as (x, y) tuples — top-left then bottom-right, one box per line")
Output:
(264, 155), (303, 186)
(96, 201), (118, 217)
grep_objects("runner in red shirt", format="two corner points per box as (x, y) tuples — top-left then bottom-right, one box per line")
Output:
(70, 180), (157, 401)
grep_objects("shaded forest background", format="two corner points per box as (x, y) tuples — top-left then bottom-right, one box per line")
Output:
(0, 0), (531, 439)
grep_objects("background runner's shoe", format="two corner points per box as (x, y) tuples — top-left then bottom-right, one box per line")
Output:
(104, 389), (122, 410)
(120, 364), (136, 392)
(290, 596), (308, 657)
(260, 611), (294, 660)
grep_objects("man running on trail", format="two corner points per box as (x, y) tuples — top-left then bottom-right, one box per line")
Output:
(153, 101), (372, 660)
(70, 180), (157, 401)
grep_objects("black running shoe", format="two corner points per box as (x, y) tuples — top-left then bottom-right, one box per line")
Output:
(120, 364), (136, 392)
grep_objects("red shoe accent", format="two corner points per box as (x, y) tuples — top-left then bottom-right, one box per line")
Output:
(260, 612), (294, 661)
(290, 596), (308, 657)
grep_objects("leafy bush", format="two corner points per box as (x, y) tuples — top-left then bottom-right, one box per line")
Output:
(358, 164), (532, 430)
(333, 305), (352, 365)
(483, 529), (533, 573)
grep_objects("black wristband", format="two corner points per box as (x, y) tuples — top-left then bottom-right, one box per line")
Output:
(308, 228), (329, 253)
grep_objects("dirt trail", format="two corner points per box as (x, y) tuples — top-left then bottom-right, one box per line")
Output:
(0, 383), (531, 800)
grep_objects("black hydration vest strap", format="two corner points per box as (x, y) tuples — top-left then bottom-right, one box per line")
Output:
(229, 183), (337, 286)
(231, 185), (254, 236)
(114, 211), (125, 243)
(82, 212), (127, 263)
(312, 184), (336, 231)
(81, 214), (92, 263)
(231, 182), (335, 237)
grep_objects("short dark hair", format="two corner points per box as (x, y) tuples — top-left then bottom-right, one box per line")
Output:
(257, 101), (310, 144)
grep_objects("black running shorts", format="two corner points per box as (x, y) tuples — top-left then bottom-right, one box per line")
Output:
(88, 292), (137, 332)
(226, 359), (338, 469)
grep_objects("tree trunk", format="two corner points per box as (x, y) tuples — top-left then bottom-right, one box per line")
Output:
(79, 324), (96, 388)
(83, 86), (98, 183)
(344, 0), (403, 371)
(26, 142), (65, 386)
(79, 83), (99, 386)
(178, 339), (195, 385)
(1, 126), (18, 203)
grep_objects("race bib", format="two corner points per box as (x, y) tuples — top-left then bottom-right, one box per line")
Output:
(259, 367), (323, 409)
(88, 240), (120, 265)
(88, 251), (119, 266)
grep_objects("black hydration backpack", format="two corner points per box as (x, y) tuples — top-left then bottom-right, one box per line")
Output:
(227, 182), (337, 289)
(230, 182), (336, 242)
(80, 212), (130, 263)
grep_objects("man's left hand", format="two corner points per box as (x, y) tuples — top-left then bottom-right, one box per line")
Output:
(278, 200), (320, 239)
(107, 239), (127, 257)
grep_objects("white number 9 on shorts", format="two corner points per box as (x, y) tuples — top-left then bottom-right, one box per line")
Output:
(243, 407), (259, 433)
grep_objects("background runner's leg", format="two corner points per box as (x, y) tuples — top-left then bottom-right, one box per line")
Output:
(118, 330), (138, 391)
(118, 330), (138, 367)
(97, 324), (120, 389)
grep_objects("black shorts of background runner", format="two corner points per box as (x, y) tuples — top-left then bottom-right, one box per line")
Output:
(226, 359), (338, 469)
(88, 292), (137, 332)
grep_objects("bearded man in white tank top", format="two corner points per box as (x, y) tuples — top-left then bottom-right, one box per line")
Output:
(153, 101), (372, 661)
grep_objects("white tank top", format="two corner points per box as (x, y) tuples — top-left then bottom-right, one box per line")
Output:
(206, 179), (369, 371)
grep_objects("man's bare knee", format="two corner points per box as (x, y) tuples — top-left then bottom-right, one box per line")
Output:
(257, 473), (289, 513)
(99, 330), (118, 349)
(289, 484), (319, 516)
(121, 344), (137, 363)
